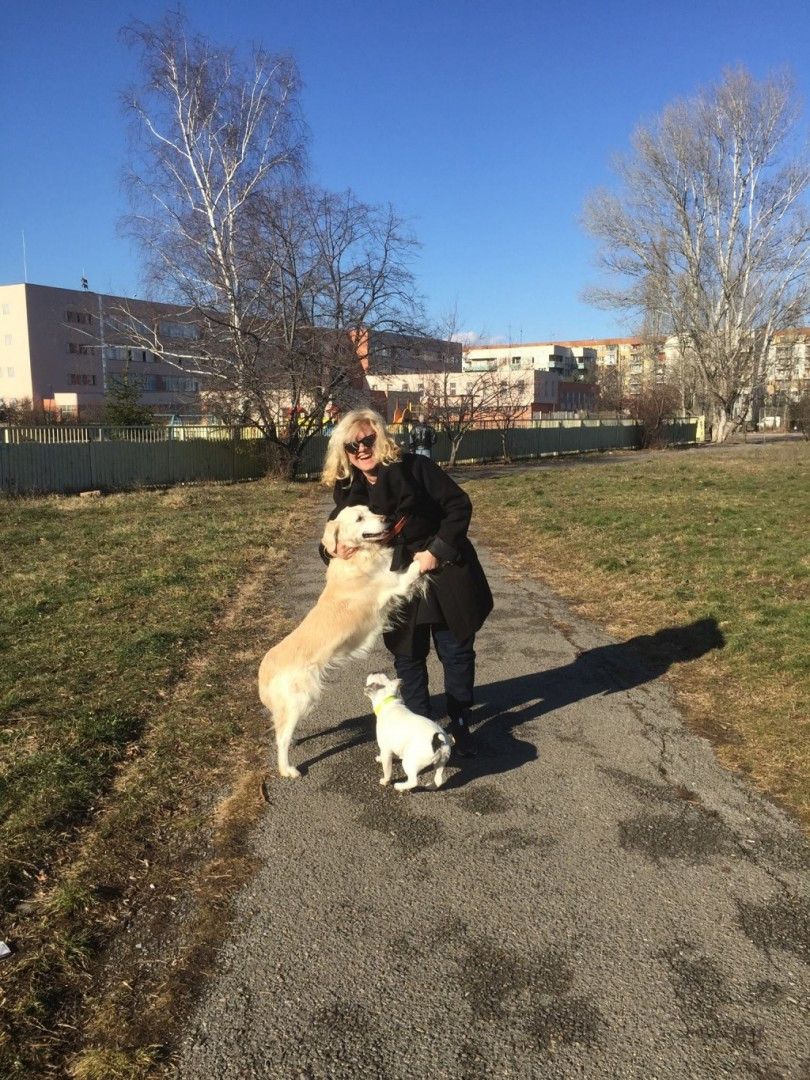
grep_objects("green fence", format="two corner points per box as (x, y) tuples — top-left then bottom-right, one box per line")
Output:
(0, 419), (700, 495)
(0, 433), (277, 495)
(423, 419), (644, 465)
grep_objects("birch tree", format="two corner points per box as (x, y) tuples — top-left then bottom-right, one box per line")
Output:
(120, 11), (303, 410)
(119, 12), (422, 475)
(583, 66), (810, 442)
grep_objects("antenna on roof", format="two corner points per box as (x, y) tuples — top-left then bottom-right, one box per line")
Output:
(81, 275), (89, 291)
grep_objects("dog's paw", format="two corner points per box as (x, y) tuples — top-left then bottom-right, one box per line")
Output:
(393, 781), (415, 792)
(375, 755), (383, 763)
(379, 777), (390, 786)
(278, 765), (302, 779)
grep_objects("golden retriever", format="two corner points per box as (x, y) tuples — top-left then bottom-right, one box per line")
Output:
(259, 505), (425, 778)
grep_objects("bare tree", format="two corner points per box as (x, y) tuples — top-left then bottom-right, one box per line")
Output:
(422, 369), (501, 467)
(583, 66), (810, 442)
(597, 363), (625, 415)
(242, 185), (423, 451)
(411, 307), (496, 466)
(791, 390), (810, 438)
(119, 12), (422, 476)
(482, 372), (529, 461)
(626, 382), (682, 449)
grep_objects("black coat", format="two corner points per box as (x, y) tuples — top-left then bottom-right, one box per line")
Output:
(324, 454), (493, 654)
(409, 422), (436, 451)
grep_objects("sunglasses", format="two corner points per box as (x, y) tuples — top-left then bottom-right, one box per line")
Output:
(344, 432), (377, 455)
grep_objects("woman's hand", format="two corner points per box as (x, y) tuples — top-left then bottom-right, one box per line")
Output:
(413, 549), (441, 575)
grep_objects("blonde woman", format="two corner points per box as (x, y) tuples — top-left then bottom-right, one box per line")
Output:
(321, 409), (493, 755)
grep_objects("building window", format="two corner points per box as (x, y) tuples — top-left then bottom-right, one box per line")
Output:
(1, 304), (9, 315)
(104, 346), (151, 362)
(67, 342), (95, 355)
(159, 320), (198, 341)
(69, 373), (97, 385)
(7, 367), (14, 378)
(106, 313), (147, 336)
(137, 373), (199, 393)
(4, 335), (11, 346)
(65, 310), (93, 324)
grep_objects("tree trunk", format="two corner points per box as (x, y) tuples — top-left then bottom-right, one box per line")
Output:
(713, 409), (734, 443)
(265, 441), (298, 480)
(500, 431), (511, 462)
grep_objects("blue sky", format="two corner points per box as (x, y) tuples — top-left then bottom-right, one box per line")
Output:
(3, 0), (810, 344)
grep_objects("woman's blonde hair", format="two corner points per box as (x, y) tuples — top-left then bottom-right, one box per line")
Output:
(321, 409), (402, 486)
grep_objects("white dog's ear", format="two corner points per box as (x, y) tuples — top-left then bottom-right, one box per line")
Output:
(322, 519), (340, 555)
(364, 673), (386, 697)
(392, 678), (403, 694)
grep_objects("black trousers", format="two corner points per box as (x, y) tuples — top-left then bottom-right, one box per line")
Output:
(391, 623), (476, 720)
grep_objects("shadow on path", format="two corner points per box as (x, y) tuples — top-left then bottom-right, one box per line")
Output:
(444, 617), (726, 789)
(292, 618), (725, 787)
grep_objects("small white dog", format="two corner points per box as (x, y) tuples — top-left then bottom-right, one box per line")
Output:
(364, 673), (453, 791)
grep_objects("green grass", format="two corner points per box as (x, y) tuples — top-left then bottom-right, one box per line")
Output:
(0, 479), (323, 1077)
(467, 442), (810, 820)
(0, 483), (315, 910)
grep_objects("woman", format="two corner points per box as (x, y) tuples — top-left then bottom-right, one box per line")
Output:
(321, 408), (493, 755)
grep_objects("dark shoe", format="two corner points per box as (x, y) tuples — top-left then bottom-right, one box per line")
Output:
(447, 713), (478, 757)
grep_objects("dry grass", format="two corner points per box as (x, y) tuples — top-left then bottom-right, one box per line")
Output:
(465, 441), (810, 823)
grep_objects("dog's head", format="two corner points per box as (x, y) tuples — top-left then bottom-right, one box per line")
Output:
(363, 671), (402, 704)
(321, 506), (392, 556)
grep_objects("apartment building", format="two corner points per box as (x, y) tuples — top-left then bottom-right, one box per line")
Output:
(352, 328), (462, 377)
(365, 366), (597, 420)
(463, 341), (598, 381)
(555, 337), (672, 397)
(0, 283), (203, 419)
(766, 329), (810, 400)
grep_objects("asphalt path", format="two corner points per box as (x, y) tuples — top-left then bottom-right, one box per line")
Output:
(175, 491), (809, 1079)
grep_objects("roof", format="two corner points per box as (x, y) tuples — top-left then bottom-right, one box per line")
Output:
(463, 337), (641, 352)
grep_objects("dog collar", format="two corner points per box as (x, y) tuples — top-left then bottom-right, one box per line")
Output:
(373, 695), (400, 717)
(380, 516), (407, 544)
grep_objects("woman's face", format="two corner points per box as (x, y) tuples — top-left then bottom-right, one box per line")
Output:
(344, 422), (380, 476)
